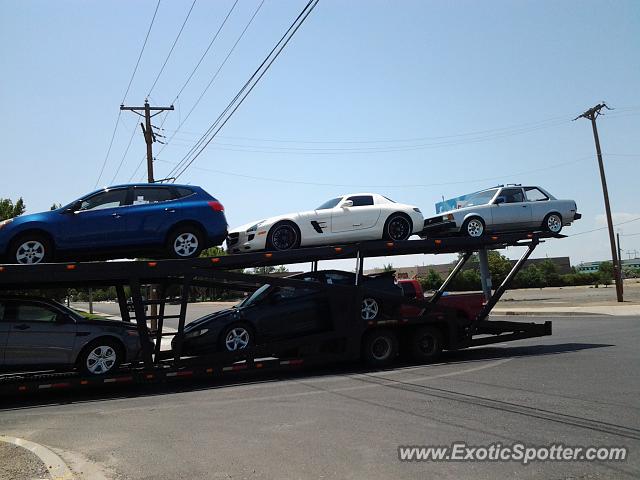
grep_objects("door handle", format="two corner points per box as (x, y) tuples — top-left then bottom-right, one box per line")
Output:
(352, 223), (362, 227)
(14, 324), (30, 330)
(164, 208), (176, 213)
(112, 213), (122, 218)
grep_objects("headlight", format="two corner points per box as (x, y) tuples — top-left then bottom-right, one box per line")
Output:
(442, 214), (454, 221)
(413, 207), (421, 214)
(184, 328), (208, 339)
(0, 218), (13, 230)
(247, 221), (264, 233)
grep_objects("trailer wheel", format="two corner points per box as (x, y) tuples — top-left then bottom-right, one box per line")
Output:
(77, 338), (123, 376)
(409, 326), (443, 362)
(220, 323), (254, 352)
(362, 329), (398, 367)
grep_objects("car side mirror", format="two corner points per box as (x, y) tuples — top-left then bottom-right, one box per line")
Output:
(63, 202), (80, 214)
(494, 197), (505, 205)
(342, 200), (353, 208)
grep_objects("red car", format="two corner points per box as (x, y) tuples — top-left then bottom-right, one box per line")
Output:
(397, 279), (484, 321)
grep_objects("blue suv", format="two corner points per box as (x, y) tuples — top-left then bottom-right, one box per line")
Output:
(0, 184), (228, 264)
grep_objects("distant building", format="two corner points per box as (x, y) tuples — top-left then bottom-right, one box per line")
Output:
(577, 258), (640, 274)
(366, 256), (572, 278)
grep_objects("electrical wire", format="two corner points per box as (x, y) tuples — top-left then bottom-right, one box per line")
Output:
(147, 0), (197, 97)
(570, 217), (640, 237)
(172, 0), (320, 181)
(110, 121), (141, 184)
(94, 111), (122, 188)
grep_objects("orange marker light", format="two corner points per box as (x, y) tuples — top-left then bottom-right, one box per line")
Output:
(148, 262), (157, 267)
(334, 247), (343, 253)
(265, 253), (273, 258)
(491, 236), (499, 240)
(0, 266), (4, 272)
(211, 257), (220, 263)
(434, 239), (442, 245)
(386, 242), (394, 248)
(66, 264), (76, 270)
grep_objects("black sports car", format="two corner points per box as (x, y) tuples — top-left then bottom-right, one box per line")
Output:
(172, 270), (402, 356)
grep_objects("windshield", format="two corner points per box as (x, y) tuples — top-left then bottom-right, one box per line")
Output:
(316, 197), (342, 210)
(237, 284), (271, 308)
(459, 189), (499, 207)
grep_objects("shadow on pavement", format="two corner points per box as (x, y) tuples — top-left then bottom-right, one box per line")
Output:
(0, 342), (613, 411)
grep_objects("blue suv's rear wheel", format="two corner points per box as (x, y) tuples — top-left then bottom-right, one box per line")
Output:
(167, 227), (204, 259)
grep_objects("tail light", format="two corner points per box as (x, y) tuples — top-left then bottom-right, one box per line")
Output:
(208, 201), (224, 212)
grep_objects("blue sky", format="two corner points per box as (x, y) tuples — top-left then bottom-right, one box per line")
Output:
(1, 0), (639, 269)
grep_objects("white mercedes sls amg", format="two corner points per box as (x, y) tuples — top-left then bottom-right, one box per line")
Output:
(227, 193), (424, 253)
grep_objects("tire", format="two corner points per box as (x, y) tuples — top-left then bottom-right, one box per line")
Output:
(9, 234), (53, 264)
(362, 329), (398, 367)
(266, 221), (301, 251)
(543, 213), (563, 234)
(219, 323), (254, 352)
(408, 326), (443, 362)
(77, 338), (123, 376)
(461, 217), (485, 238)
(167, 225), (204, 259)
(361, 297), (380, 321)
(383, 213), (413, 241)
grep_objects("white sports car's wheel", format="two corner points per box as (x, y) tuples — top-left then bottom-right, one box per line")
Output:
(544, 213), (563, 234)
(383, 214), (412, 241)
(267, 221), (300, 251)
(462, 217), (485, 238)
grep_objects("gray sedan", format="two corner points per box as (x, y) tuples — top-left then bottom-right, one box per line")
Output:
(0, 296), (145, 375)
(423, 185), (581, 238)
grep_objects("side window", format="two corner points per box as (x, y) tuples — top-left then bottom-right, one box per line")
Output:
(274, 286), (315, 300)
(79, 189), (128, 211)
(133, 187), (174, 205)
(325, 273), (353, 285)
(15, 304), (59, 322)
(499, 188), (525, 204)
(175, 187), (194, 199)
(347, 195), (374, 207)
(525, 187), (549, 202)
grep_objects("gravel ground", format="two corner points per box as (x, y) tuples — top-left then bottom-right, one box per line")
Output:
(0, 442), (49, 480)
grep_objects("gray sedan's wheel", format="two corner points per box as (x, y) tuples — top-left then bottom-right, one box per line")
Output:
(221, 324), (254, 352)
(79, 339), (122, 376)
(267, 221), (300, 251)
(462, 217), (485, 238)
(361, 298), (380, 321)
(168, 227), (203, 258)
(544, 213), (563, 234)
(10, 235), (52, 264)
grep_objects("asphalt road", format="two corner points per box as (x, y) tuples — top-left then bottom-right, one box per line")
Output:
(0, 315), (638, 480)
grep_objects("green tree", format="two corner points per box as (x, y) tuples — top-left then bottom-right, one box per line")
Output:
(252, 265), (288, 275)
(418, 269), (443, 291)
(598, 261), (613, 287)
(382, 263), (394, 272)
(200, 245), (226, 258)
(0, 197), (26, 220)
(487, 251), (513, 285)
(538, 259), (561, 287)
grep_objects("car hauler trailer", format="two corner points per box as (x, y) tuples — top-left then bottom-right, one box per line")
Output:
(0, 231), (557, 395)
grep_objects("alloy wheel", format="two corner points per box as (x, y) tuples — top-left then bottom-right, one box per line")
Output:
(547, 214), (562, 233)
(271, 225), (297, 250)
(466, 219), (484, 238)
(225, 327), (250, 351)
(16, 240), (46, 264)
(361, 298), (379, 320)
(86, 346), (117, 375)
(173, 233), (199, 257)
(388, 217), (411, 241)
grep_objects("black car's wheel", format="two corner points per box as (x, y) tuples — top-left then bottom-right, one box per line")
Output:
(220, 323), (254, 352)
(362, 329), (398, 367)
(461, 217), (485, 238)
(267, 221), (300, 251)
(9, 234), (53, 264)
(383, 213), (413, 241)
(543, 213), (563, 234)
(78, 338), (123, 376)
(408, 326), (444, 362)
(361, 297), (380, 321)
(167, 226), (204, 259)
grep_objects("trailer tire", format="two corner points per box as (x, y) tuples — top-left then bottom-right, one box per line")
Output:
(77, 338), (123, 376)
(409, 326), (443, 362)
(362, 329), (398, 367)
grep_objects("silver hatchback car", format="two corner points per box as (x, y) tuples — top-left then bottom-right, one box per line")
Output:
(423, 185), (581, 238)
(0, 296), (145, 376)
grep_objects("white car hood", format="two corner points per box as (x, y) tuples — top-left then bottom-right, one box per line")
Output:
(229, 212), (300, 234)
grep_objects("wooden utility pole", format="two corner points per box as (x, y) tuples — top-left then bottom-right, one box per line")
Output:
(120, 100), (174, 330)
(120, 100), (174, 183)
(575, 103), (623, 302)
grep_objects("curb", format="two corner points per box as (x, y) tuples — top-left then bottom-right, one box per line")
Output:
(0, 435), (74, 480)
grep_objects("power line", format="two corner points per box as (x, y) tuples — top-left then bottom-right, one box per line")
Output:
(110, 121), (140, 184)
(570, 217), (640, 237)
(156, 154), (592, 189)
(157, 0), (262, 161)
(95, 0), (162, 188)
(172, 0), (320, 180)
(147, 0), (197, 97)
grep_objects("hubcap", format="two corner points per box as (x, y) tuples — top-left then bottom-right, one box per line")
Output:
(388, 217), (410, 241)
(225, 327), (250, 351)
(547, 215), (562, 233)
(371, 337), (392, 360)
(467, 219), (484, 237)
(86, 346), (117, 374)
(271, 225), (297, 250)
(16, 240), (46, 264)
(361, 298), (379, 320)
(174, 232), (199, 257)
